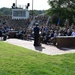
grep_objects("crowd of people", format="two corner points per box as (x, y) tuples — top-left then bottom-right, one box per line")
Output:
(0, 15), (75, 46)
(30, 15), (75, 45)
(0, 15), (32, 40)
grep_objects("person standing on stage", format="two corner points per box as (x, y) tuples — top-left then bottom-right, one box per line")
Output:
(33, 23), (40, 46)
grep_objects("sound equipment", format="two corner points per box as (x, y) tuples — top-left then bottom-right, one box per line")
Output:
(13, 3), (15, 6)
(26, 3), (30, 9)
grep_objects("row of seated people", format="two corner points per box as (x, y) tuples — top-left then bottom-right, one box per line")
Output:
(0, 25), (75, 47)
(0, 27), (33, 41)
(1, 16), (32, 30)
(0, 15), (32, 40)
(40, 28), (75, 45)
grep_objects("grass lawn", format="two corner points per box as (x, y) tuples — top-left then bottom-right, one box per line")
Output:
(0, 41), (75, 75)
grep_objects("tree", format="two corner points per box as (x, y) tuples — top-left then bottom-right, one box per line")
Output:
(0, 7), (12, 15)
(47, 0), (75, 25)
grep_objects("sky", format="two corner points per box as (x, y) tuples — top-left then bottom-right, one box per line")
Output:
(0, 0), (50, 10)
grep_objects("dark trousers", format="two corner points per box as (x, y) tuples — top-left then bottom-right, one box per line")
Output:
(34, 35), (39, 46)
(3, 35), (7, 41)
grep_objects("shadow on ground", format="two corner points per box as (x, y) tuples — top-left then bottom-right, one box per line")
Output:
(34, 46), (45, 51)
(59, 47), (75, 51)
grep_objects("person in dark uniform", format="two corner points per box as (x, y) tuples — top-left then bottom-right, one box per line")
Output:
(33, 24), (40, 46)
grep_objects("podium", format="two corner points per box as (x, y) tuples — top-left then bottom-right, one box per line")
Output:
(38, 35), (41, 46)
(56, 36), (75, 48)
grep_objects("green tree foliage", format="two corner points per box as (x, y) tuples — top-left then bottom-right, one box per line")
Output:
(0, 7), (45, 16)
(0, 10), (4, 15)
(0, 7), (12, 15)
(29, 10), (45, 16)
(47, 0), (75, 25)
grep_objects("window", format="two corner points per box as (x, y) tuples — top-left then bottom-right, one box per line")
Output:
(13, 10), (26, 17)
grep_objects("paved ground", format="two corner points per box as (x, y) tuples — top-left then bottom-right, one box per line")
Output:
(5, 38), (75, 55)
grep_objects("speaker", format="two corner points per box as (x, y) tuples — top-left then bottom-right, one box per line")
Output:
(27, 3), (30, 6)
(26, 3), (30, 9)
(13, 3), (15, 6)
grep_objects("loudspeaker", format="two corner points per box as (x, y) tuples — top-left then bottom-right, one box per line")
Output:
(26, 3), (30, 9)
(13, 3), (15, 6)
(27, 3), (30, 6)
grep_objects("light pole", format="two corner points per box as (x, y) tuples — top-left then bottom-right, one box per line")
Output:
(32, 0), (33, 19)
(15, 0), (17, 7)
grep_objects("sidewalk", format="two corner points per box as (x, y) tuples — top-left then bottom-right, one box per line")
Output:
(5, 39), (75, 55)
